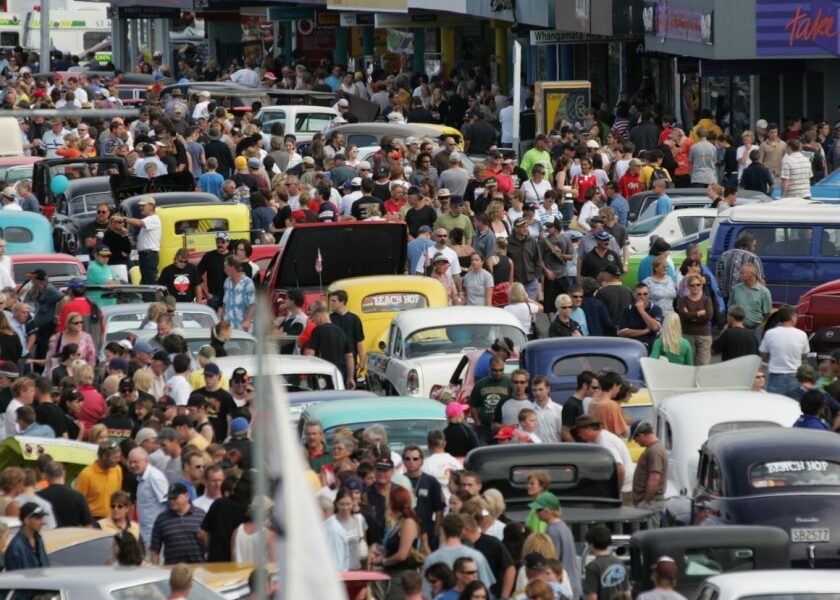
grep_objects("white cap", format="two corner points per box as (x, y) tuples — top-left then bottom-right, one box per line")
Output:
(337, 98), (349, 108)
(756, 119), (768, 130)
(586, 139), (600, 149)
(387, 112), (404, 122)
(351, 177), (362, 187)
(198, 90), (211, 98)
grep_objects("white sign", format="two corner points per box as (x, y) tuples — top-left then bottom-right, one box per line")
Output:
(530, 29), (634, 45)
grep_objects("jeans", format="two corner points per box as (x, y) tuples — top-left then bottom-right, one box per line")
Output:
(767, 373), (796, 394)
(138, 251), (159, 285)
(524, 279), (539, 301)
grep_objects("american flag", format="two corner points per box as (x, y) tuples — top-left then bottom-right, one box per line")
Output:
(315, 248), (323, 273)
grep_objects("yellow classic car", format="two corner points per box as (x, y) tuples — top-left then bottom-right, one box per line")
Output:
(326, 275), (450, 359)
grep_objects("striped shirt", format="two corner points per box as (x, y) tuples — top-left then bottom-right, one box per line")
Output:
(780, 152), (813, 198)
(150, 505), (207, 564)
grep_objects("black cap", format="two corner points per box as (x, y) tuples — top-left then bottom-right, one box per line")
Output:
(118, 376), (135, 392)
(167, 482), (189, 500)
(600, 263), (622, 277)
(524, 552), (548, 571)
(152, 351), (170, 365)
(374, 457), (395, 470)
(19, 501), (47, 520)
(231, 367), (249, 383)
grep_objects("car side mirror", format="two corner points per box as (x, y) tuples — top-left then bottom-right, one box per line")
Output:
(378, 340), (386, 351)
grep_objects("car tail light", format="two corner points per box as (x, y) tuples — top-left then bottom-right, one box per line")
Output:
(67, 237), (77, 253)
(407, 369), (419, 395)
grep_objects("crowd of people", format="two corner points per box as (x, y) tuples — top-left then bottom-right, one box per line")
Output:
(0, 43), (836, 600)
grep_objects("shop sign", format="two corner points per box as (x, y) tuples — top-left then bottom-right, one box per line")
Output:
(268, 7), (316, 21)
(529, 29), (637, 45)
(643, 1), (713, 45)
(491, 0), (514, 11)
(339, 13), (375, 26)
(327, 0), (408, 13)
(757, 0), (840, 56)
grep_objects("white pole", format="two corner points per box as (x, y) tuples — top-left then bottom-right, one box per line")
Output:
(39, 3), (49, 72)
(512, 40), (521, 158)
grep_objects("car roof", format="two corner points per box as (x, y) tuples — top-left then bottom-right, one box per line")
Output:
(42, 527), (112, 553)
(259, 105), (338, 114)
(212, 354), (341, 377)
(524, 336), (648, 354)
(720, 201), (840, 223)
(123, 191), (220, 203)
(0, 565), (175, 586)
(63, 176), (111, 194)
(287, 389), (377, 404)
(134, 328), (252, 342)
(302, 397), (446, 427)
(702, 426), (840, 463)
(11, 253), (82, 263)
(704, 569), (840, 593)
(392, 306), (526, 333)
(331, 122), (455, 137)
(0, 156), (42, 166)
(327, 274), (446, 291)
(660, 390), (799, 421)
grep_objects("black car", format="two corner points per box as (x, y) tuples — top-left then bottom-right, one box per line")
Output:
(51, 176), (115, 255)
(692, 428), (840, 567)
(630, 526), (790, 597)
(463, 444), (651, 539)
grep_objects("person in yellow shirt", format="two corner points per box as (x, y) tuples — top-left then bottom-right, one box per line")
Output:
(172, 414), (210, 452)
(639, 149), (672, 190)
(98, 490), (141, 542)
(74, 440), (124, 520)
(188, 347), (229, 390)
(689, 109), (723, 143)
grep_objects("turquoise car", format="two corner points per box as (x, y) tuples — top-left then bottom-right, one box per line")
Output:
(0, 211), (54, 254)
(297, 397), (446, 453)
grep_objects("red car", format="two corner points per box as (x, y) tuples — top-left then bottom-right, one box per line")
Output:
(11, 253), (86, 285)
(795, 279), (840, 352)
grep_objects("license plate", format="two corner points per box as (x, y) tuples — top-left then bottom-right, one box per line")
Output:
(791, 527), (831, 543)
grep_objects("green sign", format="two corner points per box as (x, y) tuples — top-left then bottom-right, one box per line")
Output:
(268, 7), (316, 20)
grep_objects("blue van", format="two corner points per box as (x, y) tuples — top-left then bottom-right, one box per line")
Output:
(708, 201), (840, 304)
(0, 211), (54, 254)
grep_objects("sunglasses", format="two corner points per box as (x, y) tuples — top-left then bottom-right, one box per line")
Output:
(437, 234), (448, 238)
(403, 456), (422, 462)
(560, 305), (572, 309)
(70, 320), (83, 325)
(490, 368), (505, 372)
(459, 570), (479, 576)
(570, 294), (583, 298)
(590, 385), (601, 390)
(512, 380), (528, 385)
(111, 504), (127, 509)
(688, 283), (702, 288)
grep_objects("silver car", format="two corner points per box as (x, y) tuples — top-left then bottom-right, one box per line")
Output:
(0, 566), (224, 599)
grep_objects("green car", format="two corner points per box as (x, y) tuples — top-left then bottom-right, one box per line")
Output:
(297, 397), (446, 453)
(623, 235), (709, 286)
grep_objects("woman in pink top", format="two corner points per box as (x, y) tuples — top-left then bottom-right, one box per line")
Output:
(74, 362), (106, 431)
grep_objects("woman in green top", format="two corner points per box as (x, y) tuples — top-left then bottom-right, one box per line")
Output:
(524, 471), (550, 534)
(650, 313), (693, 365)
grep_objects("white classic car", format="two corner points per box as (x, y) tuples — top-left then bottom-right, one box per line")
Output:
(696, 570), (840, 600)
(627, 207), (718, 253)
(366, 306), (528, 398)
(213, 354), (345, 392)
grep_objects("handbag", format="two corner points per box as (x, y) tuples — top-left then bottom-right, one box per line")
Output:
(355, 514), (369, 560)
(568, 215), (587, 233)
(492, 281), (512, 306)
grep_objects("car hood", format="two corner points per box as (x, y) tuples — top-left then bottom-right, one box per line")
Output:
(276, 223), (407, 289)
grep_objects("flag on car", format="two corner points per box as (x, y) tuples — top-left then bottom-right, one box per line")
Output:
(315, 248), (323, 273)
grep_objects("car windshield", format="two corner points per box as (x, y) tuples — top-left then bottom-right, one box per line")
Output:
(12, 261), (82, 283)
(70, 192), (114, 216)
(1, 165), (33, 183)
(628, 214), (666, 236)
(326, 419), (443, 452)
(404, 325), (527, 359)
(750, 460), (840, 489)
(106, 311), (217, 334)
(111, 578), (220, 599)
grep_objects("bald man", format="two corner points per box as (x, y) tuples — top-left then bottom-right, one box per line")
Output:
(128, 447), (169, 544)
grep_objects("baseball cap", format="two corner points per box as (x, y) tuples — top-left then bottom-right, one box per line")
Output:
(230, 416), (250, 435)
(342, 476), (365, 491)
(633, 421), (655, 438)
(337, 98), (349, 108)
(1, 186), (15, 199)
(26, 269), (47, 281)
(231, 367), (249, 383)
(204, 363), (221, 376)
(445, 402), (470, 419)
(135, 428), (157, 444)
(418, 225), (432, 233)
(514, 217), (529, 228)
(216, 231), (230, 241)
(167, 483), (189, 500)
(134, 341), (154, 354)
(529, 491), (561, 511)
(601, 263), (623, 277)
(796, 364), (818, 382)
(152, 351), (171, 365)
(263, 71), (277, 80)
(431, 252), (449, 265)
(586, 139), (600, 149)
(491, 337), (514, 354)
(567, 231), (584, 240)
(109, 358), (129, 373)
(19, 502), (47, 520)
(95, 245), (112, 256)
(118, 377), (135, 392)
(594, 230), (611, 241)
(494, 426), (517, 441)
(302, 156), (315, 166)
(374, 457), (395, 471)
(450, 194), (465, 205)
(171, 415), (192, 429)
(524, 202), (538, 212)
(137, 197), (156, 206)
(535, 133), (549, 142)
(67, 278), (86, 290)
(247, 157), (262, 170)
(157, 427), (178, 442)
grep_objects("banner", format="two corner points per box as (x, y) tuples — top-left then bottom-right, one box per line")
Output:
(757, 0), (840, 56)
(643, 1), (714, 45)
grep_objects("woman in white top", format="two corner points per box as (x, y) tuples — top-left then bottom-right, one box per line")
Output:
(504, 282), (543, 338)
(324, 489), (367, 571)
(507, 193), (525, 228)
(736, 129), (760, 183)
(577, 188), (601, 232)
(231, 504), (278, 564)
(521, 163), (552, 206)
(284, 139), (302, 170)
(487, 200), (510, 241)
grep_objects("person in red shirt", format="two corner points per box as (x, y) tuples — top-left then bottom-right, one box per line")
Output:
(383, 182), (407, 218)
(295, 300), (326, 353)
(619, 158), (644, 200)
(56, 279), (94, 332)
(572, 156), (598, 214)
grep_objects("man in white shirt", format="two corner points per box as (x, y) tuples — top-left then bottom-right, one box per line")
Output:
(1, 187), (20, 211)
(760, 304), (811, 394)
(422, 430), (462, 501)
(193, 464), (223, 512)
(230, 60), (260, 88)
(2, 377), (35, 441)
(499, 101), (514, 147)
(163, 354), (193, 406)
(125, 197), (162, 285)
(532, 376), (563, 443)
(191, 91), (212, 121)
(573, 415), (634, 500)
(66, 76), (88, 105)
(41, 118), (68, 158)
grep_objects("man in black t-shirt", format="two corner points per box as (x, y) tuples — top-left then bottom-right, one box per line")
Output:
(328, 290), (365, 380)
(304, 307), (355, 389)
(200, 475), (249, 562)
(581, 232), (622, 279)
(158, 248), (203, 302)
(711, 304), (760, 361)
(594, 265), (634, 325)
(561, 371), (598, 442)
(351, 177), (385, 220)
(197, 233), (231, 309)
(404, 193), (437, 237)
(198, 363), (236, 442)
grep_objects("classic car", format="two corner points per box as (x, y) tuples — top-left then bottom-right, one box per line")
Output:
(692, 428), (840, 567)
(329, 122), (465, 150)
(51, 176), (115, 257)
(110, 172), (198, 211)
(0, 566), (225, 599)
(10, 253), (85, 285)
(794, 278), (840, 352)
(213, 354), (345, 393)
(626, 208), (718, 254)
(356, 145), (477, 174)
(287, 389), (377, 425)
(366, 306), (528, 398)
(0, 436), (97, 483)
(133, 328), (257, 357)
(327, 275), (450, 359)
(0, 155), (42, 186)
(96, 302), (220, 345)
(463, 444), (651, 538)
(0, 211), (54, 254)
(430, 351), (519, 405)
(518, 337), (648, 404)
(263, 221), (409, 317)
(42, 527), (114, 566)
(622, 235), (709, 286)
(298, 397), (446, 453)
(255, 105), (339, 144)
(630, 526), (791, 597)
(626, 188), (772, 223)
(694, 570), (840, 600)
(160, 82), (268, 113)
(655, 390), (800, 507)
(32, 156), (126, 218)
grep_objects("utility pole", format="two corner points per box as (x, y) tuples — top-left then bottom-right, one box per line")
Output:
(39, 3), (49, 72)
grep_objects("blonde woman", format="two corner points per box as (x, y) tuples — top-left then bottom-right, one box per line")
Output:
(642, 255), (677, 317)
(504, 282), (542, 338)
(487, 200), (510, 241)
(650, 313), (693, 365)
(44, 312), (96, 376)
(480, 490), (506, 540)
(678, 273), (713, 365)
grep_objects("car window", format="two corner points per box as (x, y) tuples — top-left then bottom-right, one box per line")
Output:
(684, 546), (755, 576)
(694, 585), (718, 600)
(361, 293), (428, 313)
(3, 590), (61, 600)
(551, 355), (627, 377)
(106, 313), (152, 333)
(49, 536), (113, 566)
(4, 166), (34, 183)
(348, 134), (379, 148)
(70, 192), (114, 216)
(281, 373), (337, 392)
(404, 325), (526, 360)
(187, 337), (255, 356)
(709, 459), (722, 494)
(750, 460), (840, 488)
(296, 113), (334, 133)
(12, 262), (82, 283)
(743, 226), (813, 256)
(708, 421), (781, 437)
(393, 327), (403, 356)
(175, 218), (230, 237)
(679, 216), (701, 236)
(1, 226), (33, 244)
(627, 214), (666, 236)
(819, 227), (840, 257)
(326, 419), (443, 453)
(511, 466), (576, 486)
(262, 109), (286, 127)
